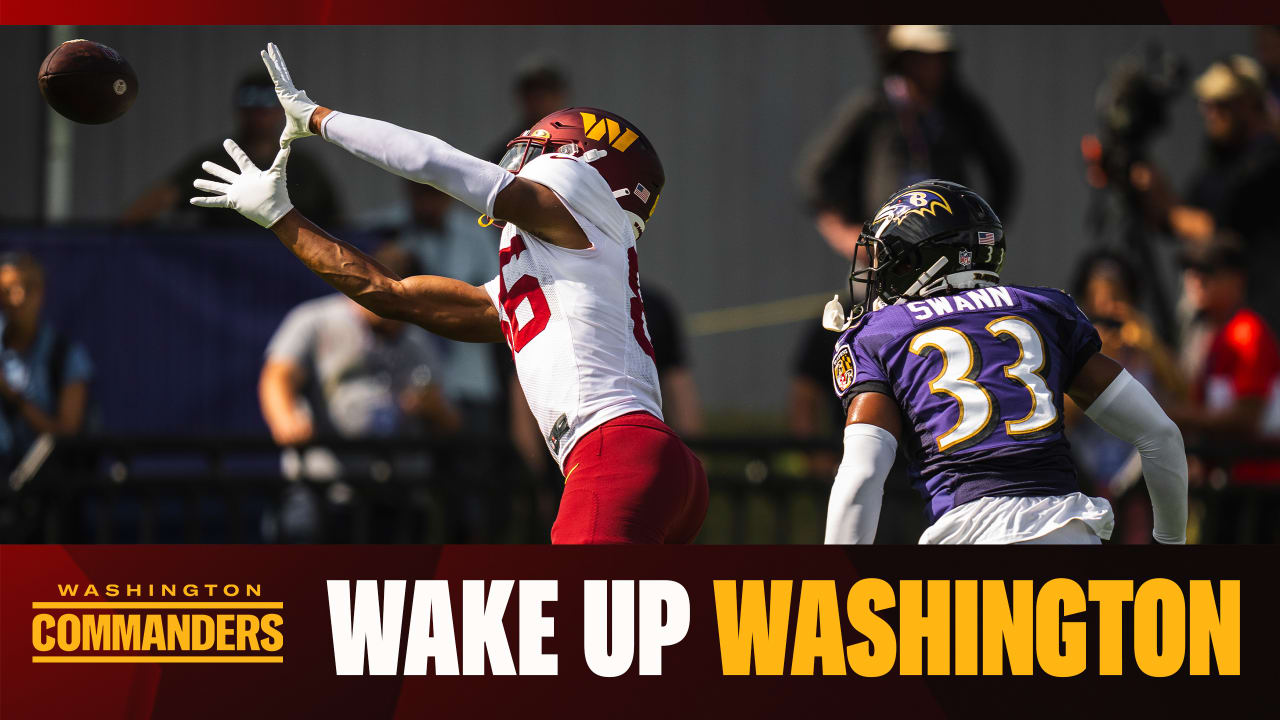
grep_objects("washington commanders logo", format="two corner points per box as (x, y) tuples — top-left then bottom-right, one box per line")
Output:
(873, 189), (954, 227)
(832, 344), (856, 395)
(579, 112), (639, 152)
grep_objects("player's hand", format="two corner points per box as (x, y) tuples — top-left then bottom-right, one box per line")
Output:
(260, 42), (318, 148)
(190, 139), (294, 228)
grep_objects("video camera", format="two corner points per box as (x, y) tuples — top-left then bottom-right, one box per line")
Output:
(1082, 44), (1187, 197)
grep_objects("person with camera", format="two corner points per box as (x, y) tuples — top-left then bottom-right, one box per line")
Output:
(1133, 56), (1280, 332)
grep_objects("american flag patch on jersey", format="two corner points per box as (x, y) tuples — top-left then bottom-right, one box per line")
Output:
(978, 231), (995, 245)
(634, 183), (651, 203)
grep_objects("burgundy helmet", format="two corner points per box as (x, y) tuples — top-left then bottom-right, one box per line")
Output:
(499, 106), (665, 238)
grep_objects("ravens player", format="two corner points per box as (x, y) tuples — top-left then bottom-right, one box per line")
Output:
(823, 180), (1187, 544)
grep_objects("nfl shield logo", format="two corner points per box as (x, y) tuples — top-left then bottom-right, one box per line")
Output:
(959, 249), (973, 268)
(978, 231), (995, 245)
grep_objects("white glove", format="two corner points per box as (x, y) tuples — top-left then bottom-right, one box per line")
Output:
(260, 42), (317, 148)
(190, 139), (294, 228)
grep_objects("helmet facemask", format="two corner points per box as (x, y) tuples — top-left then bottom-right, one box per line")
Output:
(481, 131), (584, 229)
(488, 108), (665, 242)
(845, 226), (883, 324)
(836, 221), (966, 329)
(499, 129), (584, 173)
(825, 219), (893, 331)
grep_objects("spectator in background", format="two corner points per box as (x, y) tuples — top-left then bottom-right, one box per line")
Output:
(1256, 26), (1280, 131)
(1141, 56), (1280, 331)
(486, 57), (570, 163)
(259, 243), (458, 540)
(1167, 236), (1280, 543)
(0, 253), (92, 472)
(121, 72), (341, 229)
(1064, 251), (1185, 543)
(261, 242), (459, 454)
(798, 25), (1018, 259)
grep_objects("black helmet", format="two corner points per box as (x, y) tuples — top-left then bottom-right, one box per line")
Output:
(846, 179), (1005, 321)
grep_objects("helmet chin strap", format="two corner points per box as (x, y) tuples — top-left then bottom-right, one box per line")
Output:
(625, 212), (645, 240)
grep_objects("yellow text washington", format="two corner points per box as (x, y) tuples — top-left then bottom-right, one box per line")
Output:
(713, 579), (1239, 677)
(54, 583), (262, 598)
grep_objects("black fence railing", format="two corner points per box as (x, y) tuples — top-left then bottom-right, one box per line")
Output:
(2, 434), (1278, 544)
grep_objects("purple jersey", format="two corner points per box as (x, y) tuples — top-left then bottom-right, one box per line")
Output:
(831, 285), (1102, 523)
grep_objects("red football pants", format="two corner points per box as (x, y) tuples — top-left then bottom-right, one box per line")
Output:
(551, 411), (708, 544)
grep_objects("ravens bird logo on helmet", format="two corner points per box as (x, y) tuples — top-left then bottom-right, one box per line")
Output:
(823, 180), (1006, 332)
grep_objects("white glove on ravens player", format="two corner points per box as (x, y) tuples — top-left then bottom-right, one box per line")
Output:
(260, 42), (317, 148)
(190, 139), (294, 228)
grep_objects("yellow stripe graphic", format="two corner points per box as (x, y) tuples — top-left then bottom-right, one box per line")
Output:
(612, 128), (639, 152)
(582, 112), (604, 140)
(33, 656), (283, 664)
(32, 602), (283, 609)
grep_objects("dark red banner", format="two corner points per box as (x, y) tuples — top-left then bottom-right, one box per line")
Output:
(3, 1), (1280, 25)
(1, 545), (1275, 719)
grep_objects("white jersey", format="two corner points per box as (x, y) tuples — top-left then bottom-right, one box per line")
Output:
(483, 153), (663, 467)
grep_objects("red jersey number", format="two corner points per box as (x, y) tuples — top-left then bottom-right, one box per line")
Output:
(498, 234), (550, 353)
(628, 247), (656, 361)
(497, 236), (655, 360)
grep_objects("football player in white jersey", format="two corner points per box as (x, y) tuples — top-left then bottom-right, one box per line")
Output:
(190, 44), (708, 544)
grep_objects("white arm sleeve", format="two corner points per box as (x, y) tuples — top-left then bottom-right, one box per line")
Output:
(824, 423), (898, 545)
(1084, 369), (1189, 544)
(320, 111), (513, 218)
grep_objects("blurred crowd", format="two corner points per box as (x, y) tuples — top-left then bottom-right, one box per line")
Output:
(4, 26), (1280, 543)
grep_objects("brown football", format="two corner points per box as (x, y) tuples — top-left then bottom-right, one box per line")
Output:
(38, 39), (138, 125)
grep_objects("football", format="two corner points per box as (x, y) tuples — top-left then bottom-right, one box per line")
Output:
(37, 39), (138, 125)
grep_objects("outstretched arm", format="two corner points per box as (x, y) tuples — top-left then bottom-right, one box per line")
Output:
(1068, 353), (1188, 544)
(190, 139), (502, 344)
(313, 109), (587, 249)
(271, 211), (502, 343)
(261, 43), (586, 249)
